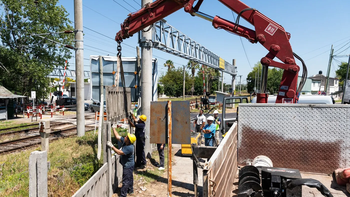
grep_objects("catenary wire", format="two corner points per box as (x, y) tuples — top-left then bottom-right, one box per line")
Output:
(112, 0), (133, 13)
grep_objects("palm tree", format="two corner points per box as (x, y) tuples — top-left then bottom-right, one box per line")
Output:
(187, 60), (199, 96)
(164, 60), (174, 72)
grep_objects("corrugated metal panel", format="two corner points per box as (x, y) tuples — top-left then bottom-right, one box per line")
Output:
(150, 101), (191, 144)
(207, 122), (238, 197)
(105, 86), (131, 124)
(238, 104), (350, 174)
(150, 101), (167, 144)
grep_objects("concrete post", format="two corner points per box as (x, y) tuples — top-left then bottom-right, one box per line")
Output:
(231, 75), (236, 96)
(140, 0), (153, 155)
(107, 122), (112, 197)
(29, 151), (48, 197)
(39, 121), (50, 152)
(74, 0), (85, 136)
(183, 66), (185, 99)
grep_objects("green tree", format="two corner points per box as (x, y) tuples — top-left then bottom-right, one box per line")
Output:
(163, 60), (174, 72)
(200, 66), (220, 94)
(335, 62), (349, 87)
(157, 83), (164, 96)
(246, 62), (283, 95)
(0, 0), (73, 99)
(160, 67), (193, 97)
(186, 60), (199, 95)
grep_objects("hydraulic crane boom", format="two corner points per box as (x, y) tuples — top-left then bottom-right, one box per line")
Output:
(115, 0), (307, 103)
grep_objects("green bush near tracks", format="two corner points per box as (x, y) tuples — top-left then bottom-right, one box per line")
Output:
(0, 131), (103, 197)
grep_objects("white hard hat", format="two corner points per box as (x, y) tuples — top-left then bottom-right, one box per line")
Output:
(213, 110), (219, 114)
(207, 116), (215, 121)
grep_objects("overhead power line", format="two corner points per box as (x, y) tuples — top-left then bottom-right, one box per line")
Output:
(83, 4), (119, 24)
(112, 0), (133, 13)
(121, 0), (138, 10)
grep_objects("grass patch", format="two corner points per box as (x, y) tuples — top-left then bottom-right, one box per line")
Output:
(134, 147), (168, 185)
(0, 121), (34, 131)
(0, 131), (102, 197)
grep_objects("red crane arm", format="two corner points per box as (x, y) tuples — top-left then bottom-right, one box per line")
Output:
(115, 0), (302, 103)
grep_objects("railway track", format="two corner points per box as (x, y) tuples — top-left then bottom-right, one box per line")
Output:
(0, 122), (70, 139)
(0, 125), (95, 154)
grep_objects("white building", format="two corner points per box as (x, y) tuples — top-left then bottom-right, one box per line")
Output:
(308, 71), (339, 97)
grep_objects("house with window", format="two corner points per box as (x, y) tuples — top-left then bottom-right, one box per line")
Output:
(308, 71), (339, 97)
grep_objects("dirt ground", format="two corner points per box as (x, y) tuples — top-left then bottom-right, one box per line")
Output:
(113, 144), (199, 197)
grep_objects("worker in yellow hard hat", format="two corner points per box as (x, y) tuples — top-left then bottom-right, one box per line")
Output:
(108, 125), (136, 196)
(129, 113), (147, 169)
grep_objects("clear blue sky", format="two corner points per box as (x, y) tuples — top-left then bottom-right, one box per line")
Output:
(60, 0), (350, 85)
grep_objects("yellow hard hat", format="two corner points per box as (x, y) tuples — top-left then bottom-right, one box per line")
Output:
(127, 133), (136, 144)
(140, 114), (147, 122)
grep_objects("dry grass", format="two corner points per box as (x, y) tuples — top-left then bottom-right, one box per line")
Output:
(0, 131), (102, 197)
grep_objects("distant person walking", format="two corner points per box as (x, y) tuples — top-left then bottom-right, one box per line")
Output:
(157, 143), (165, 170)
(107, 127), (136, 197)
(129, 113), (147, 168)
(193, 109), (206, 133)
(203, 116), (216, 146)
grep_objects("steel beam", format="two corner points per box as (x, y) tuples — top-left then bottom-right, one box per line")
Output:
(149, 20), (237, 75)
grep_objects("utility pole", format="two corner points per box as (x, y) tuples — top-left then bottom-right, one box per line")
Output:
(325, 45), (334, 95)
(221, 71), (224, 92)
(231, 59), (236, 96)
(254, 72), (257, 92)
(183, 66), (185, 99)
(74, 0), (85, 136)
(239, 75), (242, 95)
(342, 55), (350, 104)
(140, 0), (152, 155)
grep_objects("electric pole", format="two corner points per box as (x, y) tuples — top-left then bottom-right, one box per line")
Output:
(239, 75), (242, 95)
(221, 71), (224, 92)
(140, 0), (152, 155)
(342, 55), (350, 104)
(183, 66), (185, 99)
(74, 0), (85, 136)
(231, 59), (236, 96)
(325, 45), (334, 95)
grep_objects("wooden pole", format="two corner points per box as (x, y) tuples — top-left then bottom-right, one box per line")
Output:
(167, 101), (172, 197)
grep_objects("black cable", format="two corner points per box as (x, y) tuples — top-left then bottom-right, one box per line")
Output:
(85, 44), (116, 55)
(132, 0), (141, 6)
(234, 8), (256, 32)
(231, 11), (253, 69)
(334, 39), (350, 54)
(334, 45), (350, 56)
(122, 0), (138, 11)
(83, 4), (119, 24)
(112, 0), (133, 13)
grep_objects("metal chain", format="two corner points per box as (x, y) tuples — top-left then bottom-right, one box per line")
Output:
(117, 41), (122, 57)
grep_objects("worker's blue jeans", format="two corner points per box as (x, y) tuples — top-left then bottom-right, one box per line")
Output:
(205, 137), (214, 146)
(120, 166), (134, 197)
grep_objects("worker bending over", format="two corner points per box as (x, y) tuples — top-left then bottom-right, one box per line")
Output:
(107, 127), (136, 197)
(203, 116), (216, 146)
(129, 113), (147, 168)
